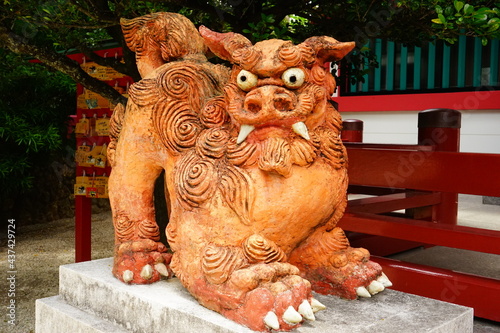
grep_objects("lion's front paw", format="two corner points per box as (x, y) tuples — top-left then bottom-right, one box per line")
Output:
(195, 262), (325, 332)
(113, 239), (173, 284)
(226, 266), (321, 331)
(305, 247), (392, 300)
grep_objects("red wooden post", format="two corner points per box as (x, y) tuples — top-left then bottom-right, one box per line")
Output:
(418, 109), (461, 225)
(75, 196), (92, 262)
(341, 119), (363, 142)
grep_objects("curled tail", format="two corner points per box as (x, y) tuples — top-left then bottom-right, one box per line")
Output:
(108, 12), (214, 164)
(120, 12), (208, 78)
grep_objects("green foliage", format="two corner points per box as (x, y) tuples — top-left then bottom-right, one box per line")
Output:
(0, 50), (75, 198)
(346, 46), (379, 85)
(241, 13), (311, 43)
(431, 0), (500, 45)
(242, 13), (293, 42)
(2, 0), (499, 86)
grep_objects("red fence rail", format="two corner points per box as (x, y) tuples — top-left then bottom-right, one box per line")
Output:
(340, 109), (500, 321)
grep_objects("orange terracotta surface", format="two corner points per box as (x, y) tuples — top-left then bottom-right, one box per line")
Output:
(108, 12), (386, 332)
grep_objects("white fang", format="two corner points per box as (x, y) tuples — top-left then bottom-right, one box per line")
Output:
(236, 124), (255, 144)
(292, 122), (310, 140)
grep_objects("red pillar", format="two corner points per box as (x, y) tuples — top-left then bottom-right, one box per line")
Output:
(341, 119), (364, 143)
(75, 196), (92, 262)
(418, 109), (461, 225)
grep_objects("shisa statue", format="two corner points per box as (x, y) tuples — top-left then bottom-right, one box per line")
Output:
(107, 12), (391, 332)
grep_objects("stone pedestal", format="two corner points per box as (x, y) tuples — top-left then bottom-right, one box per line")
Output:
(36, 258), (473, 333)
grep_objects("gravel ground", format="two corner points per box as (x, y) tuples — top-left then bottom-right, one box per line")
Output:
(0, 211), (114, 333)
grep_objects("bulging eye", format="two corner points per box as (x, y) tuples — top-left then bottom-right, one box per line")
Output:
(282, 68), (305, 88)
(237, 70), (258, 91)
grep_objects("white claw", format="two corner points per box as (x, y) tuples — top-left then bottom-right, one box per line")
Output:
(154, 263), (169, 277)
(282, 306), (302, 325)
(377, 273), (393, 288)
(122, 270), (133, 283)
(310, 298), (326, 313)
(367, 280), (385, 295)
(291, 121), (311, 140)
(264, 311), (280, 330)
(236, 124), (255, 144)
(140, 264), (153, 280)
(356, 286), (371, 298)
(298, 300), (315, 321)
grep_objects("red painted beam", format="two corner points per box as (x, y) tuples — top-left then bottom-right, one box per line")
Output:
(372, 256), (500, 321)
(344, 142), (434, 151)
(339, 212), (500, 255)
(346, 148), (500, 197)
(335, 90), (500, 112)
(347, 191), (441, 214)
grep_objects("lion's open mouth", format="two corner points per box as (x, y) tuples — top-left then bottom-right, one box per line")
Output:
(237, 121), (310, 144)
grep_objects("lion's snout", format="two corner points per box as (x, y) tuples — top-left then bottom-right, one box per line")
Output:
(244, 86), (297, 116)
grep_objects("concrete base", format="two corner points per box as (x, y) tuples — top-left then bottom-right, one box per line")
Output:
(36, 258), (473, 333)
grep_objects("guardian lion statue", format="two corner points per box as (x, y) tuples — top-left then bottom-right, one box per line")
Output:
(108, 12), (390, 332)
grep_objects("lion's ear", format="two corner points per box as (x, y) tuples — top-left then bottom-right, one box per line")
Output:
(199, 26), (253, 63)
(301, 36), (355, 65)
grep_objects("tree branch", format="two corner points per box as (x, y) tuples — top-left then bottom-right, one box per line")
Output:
(0, 25), (127, 106)
(68, 0), (118, 24)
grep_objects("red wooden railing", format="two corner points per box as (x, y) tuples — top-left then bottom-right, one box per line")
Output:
(339, 109), (500, 321)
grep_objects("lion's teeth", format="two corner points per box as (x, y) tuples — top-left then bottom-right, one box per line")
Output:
(237, 124), (255, 144)
(310, 298), (326, 312)
(292, 122), (310, 140)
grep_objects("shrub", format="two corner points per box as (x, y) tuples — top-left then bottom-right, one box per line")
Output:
(0, 50), (76, 201)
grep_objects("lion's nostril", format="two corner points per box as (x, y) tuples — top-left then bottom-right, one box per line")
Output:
(274, 96), (294, 112)
(245, 99), (262, 113)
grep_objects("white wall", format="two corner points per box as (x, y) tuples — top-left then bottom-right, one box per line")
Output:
(340, 110), (500, 154)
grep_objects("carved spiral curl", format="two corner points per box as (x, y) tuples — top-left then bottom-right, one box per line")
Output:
(226, 138), (258, 166)
(166, 221), (178, 248)
(232, 47), (261, 70)
(243, 234), (286, 264)
(113, 215), (135, 243)
(196, 128), (229, 159)
(310, 65), (326, 86)
(138, 219), (160, 241)
(175, 152), (217, 208)
(202, 244), (248, 285)
(159, 24), (184, 61)
(324, 227), (350, 252)
(296, 91), (315, 116)
(128, 78), (159, 107)
(158, 65), (195, 101)
(278, 46), (303, 67)
(297, 44), (316, 65)
(155, 100), (201, 153)
(201, 97), (229, 128)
